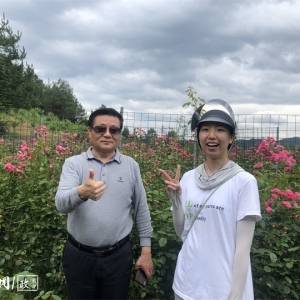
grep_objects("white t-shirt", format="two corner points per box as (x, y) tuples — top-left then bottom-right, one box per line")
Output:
(173, 169), (261, 300)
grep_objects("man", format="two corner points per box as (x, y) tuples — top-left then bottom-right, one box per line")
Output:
(55, 108), (153, 300)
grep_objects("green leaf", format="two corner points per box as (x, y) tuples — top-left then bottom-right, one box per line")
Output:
(12, 296), (24, 300)
(288, 247), (300, 252)
(269, 252), (277, 262)
(15, 260), (23, 266)
(35, 291), (45, 298)
(286, 262), (294, 268)
(291, 224), (300, 232)
(291, 290), (299, 300)
(264, 266), (271, 272)
(160, 256), (166, 264)
(285, 277), (292, 284)
(158, 237), (167, 247)
(283, 286), (290, 294)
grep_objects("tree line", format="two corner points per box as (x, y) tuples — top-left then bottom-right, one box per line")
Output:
(0, 14), (86, 122)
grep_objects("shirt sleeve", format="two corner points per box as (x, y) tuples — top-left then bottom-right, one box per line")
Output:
(237, 176), (262, 222)
(55, 158), (85, 214)
(131, 163), (153, 247)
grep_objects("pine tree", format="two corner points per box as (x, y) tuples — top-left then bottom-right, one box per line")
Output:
(0, 14), (26, 111)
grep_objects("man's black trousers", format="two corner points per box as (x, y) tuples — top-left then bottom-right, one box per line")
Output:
(62, 238), (133, 299)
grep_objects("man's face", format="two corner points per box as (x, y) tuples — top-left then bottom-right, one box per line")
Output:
(88, 115), (121, 158)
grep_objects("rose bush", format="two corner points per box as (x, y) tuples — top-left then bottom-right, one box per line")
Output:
(0, 129), (90, 299)
(0, 127), (299, 299)
(249, 137), (300, 300)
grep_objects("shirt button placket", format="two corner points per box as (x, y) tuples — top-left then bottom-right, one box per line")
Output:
(102, 164), (106, 183)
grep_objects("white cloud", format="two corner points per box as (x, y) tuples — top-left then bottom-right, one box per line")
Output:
(2, 0), (300, 115)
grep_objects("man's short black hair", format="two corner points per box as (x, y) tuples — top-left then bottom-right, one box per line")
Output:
(88, 108), (123, 130)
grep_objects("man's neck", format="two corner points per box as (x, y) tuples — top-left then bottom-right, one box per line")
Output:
(91, 148), (116, 164)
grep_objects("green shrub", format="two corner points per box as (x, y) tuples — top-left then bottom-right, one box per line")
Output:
(1, 127), (300, 299)
(250, 138), (300, 299)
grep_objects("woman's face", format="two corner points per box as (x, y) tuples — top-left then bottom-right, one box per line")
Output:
(198, 122), (234, 160)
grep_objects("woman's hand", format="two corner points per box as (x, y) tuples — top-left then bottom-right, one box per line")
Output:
(159, 164), (182, 195)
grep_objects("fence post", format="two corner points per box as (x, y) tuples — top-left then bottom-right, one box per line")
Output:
(276, 126), (279, 172)
(193, 135), (197, 168)
(119, 107), (124, 150)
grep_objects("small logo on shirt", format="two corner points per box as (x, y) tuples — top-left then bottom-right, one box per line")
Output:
(117, 177), (124, 183)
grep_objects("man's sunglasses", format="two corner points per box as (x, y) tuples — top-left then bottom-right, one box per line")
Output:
(91, 126), (121, 135)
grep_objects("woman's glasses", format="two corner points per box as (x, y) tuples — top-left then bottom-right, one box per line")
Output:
(91, 126), (121, 136)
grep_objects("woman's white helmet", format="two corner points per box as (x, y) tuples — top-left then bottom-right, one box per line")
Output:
(191, 99), (237, 150)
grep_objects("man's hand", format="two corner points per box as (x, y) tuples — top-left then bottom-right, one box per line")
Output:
(77, 169), (105, 201)
(135, 247), (153, 279)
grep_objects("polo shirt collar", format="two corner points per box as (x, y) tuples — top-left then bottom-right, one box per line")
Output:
(86, 147), (122, 164)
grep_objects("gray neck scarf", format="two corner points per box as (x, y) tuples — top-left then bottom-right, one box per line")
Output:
(195, 160), (243, 190)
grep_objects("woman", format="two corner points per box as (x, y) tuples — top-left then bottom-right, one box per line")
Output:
(160, 99), (261, 300)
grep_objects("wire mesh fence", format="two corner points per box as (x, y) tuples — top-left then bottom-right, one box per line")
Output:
(121, 110), (300, 150)
(1, 109), (300, 150)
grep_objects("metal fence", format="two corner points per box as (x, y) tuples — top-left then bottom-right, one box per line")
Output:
(121, 110), (300, 149)
(1, 109), (300, 150)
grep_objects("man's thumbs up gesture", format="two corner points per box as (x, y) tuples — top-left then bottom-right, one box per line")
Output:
(77, 169), (106, 201)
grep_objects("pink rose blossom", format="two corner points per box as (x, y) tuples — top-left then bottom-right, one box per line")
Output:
(254, 162), (263, 169)
(20, 144), (29, 151)
(16, 169), (24, 175)
(270, 188), (281, 194)
(281, 201), (292, 209)
(18, 153), (26, 160)
(266, 206), (272, 213)
(4, 163), (16, 173)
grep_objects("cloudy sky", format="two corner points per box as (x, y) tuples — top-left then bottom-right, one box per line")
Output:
(2, 0), (300, 116)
